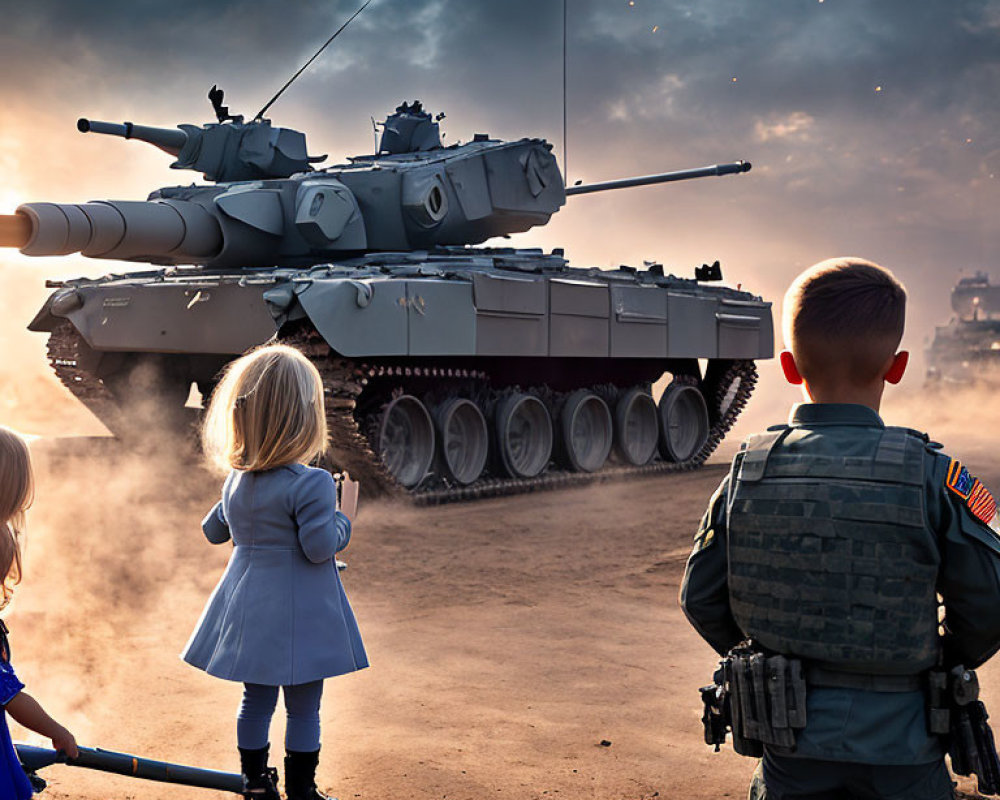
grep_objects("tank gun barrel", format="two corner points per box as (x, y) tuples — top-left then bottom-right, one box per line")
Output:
(0, 200), (223, 262)
(77, 118), (189, 157)
(0, 213), (30, 248)
(565, 160), (751, 197)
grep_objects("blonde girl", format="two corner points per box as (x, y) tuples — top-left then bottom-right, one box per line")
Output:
(182, 346), (365, 800)
(0, 427), (77, 799)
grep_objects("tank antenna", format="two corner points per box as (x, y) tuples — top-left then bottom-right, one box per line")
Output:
(562, 0), (568, 185)
(253, 0), (374, 122)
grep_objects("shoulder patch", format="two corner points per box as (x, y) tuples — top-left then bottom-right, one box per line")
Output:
(947, 460), (1000, 534)
(946, 459), (975, 500)
(969, 480), (999, 532)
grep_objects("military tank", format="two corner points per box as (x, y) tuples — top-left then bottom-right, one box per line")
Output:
(0, 94), (772, 502)
(926, 272), (1000, 386)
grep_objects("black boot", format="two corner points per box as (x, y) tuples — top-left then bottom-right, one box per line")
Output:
(239, 745), (281, 800)
(285, 748), (335, 800)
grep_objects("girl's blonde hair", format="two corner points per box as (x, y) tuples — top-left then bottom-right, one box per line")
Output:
(0, 427), (31, 609)
(202, 344), (328, 473)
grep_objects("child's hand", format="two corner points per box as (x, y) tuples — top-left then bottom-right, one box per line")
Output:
(6, 692), (79, 760)
(339, 472), (360, 521)
(51, 725), (78, 760)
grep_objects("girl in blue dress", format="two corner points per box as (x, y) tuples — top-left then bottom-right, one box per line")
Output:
(182, 345), (365, 800)
(0, 426), (78, 798)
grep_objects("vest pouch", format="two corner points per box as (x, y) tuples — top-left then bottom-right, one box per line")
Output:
(725, 643), (807, 755)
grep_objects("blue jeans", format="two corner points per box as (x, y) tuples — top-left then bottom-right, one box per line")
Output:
(237, 681), (325, 752)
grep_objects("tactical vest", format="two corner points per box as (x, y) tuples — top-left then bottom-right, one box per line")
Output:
(727, 425), (940, 675)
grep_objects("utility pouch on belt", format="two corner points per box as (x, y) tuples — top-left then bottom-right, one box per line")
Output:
(939, 666), (1000, 796)
(699, 640), (806, 756)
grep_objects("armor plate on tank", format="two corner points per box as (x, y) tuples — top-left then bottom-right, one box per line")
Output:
(726, 425), (940, 674)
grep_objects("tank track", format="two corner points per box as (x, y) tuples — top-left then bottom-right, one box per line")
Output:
(46, 321), (128, 437)
(282, 326), (757, 506)
(45, 322), (756, 504)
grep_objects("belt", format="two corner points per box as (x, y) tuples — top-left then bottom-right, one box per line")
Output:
(806, 665), (923, 692)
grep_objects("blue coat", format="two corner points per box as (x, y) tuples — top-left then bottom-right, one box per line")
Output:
(0, 632), (33, 800)
(182, 464), (368, 686)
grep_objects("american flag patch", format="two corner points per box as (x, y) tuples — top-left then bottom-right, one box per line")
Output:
(969, 480), (999, 529)
(947, 460), (1000, 533)
(946, 459), (975, 500)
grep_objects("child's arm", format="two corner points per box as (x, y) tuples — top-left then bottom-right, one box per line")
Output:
(201, 501), (231, 544)
(202, 473), (234, 544)
(6, 691), (78, 758)
(680, 476), (745, 655)
(293, 470), (351, 563)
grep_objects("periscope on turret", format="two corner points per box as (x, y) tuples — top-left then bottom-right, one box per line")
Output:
(1, 93), (772, 503)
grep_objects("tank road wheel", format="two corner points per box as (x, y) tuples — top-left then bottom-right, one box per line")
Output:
(376, 394), (435, 489)
(496, 393), (553, 478)
(435, 398), (489, 486)
(658, 381), (710, 462)
(561, 390), (613, 472)
(614, 387), (659, 466)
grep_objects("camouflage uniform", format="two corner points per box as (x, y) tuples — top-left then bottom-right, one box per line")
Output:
(681, 403), (1000, 800)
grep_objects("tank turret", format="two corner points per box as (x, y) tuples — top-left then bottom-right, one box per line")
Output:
(77, 86), (326, 182)
(3, 101), (749, 268)
(4, 93), (771, 503)
(78, 117), (325, 183)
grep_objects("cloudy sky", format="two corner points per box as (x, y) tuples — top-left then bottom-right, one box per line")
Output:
(1, 0), (999, 429)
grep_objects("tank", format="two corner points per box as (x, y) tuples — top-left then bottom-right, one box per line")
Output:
(926, 272), (1000, 386)
(2, 93), (772, 502)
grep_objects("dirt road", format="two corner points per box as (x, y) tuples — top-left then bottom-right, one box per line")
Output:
(10, 435), (1000, 800)
(15, 443), (757, 800)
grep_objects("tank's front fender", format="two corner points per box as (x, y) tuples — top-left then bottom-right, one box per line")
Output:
(29, 280), (278, 355)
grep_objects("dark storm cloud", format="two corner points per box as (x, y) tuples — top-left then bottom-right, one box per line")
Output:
(6, 0), (997, 145)
(2, 0), (999, 304)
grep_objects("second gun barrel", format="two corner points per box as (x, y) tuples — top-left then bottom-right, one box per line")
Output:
(566, 161), (752, 196)
(77, 118), (188, 157)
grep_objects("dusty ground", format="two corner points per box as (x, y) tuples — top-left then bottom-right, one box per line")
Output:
(4, 429), (999, 800)
(14, 443), (758, 800)
(4, 262), (1000, 798)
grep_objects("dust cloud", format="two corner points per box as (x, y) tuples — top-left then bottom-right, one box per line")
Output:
(0, 259), (241, 792)
(5, 427), (232, 789)
(0, 262), (106, 437)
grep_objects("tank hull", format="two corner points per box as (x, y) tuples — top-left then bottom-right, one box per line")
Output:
(32, 249), (771, 501)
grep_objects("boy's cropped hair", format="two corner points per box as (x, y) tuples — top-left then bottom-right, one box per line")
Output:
(783, 257), (907, 385)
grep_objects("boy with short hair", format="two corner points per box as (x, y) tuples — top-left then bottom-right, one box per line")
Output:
(682, 257), (1000, 799)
